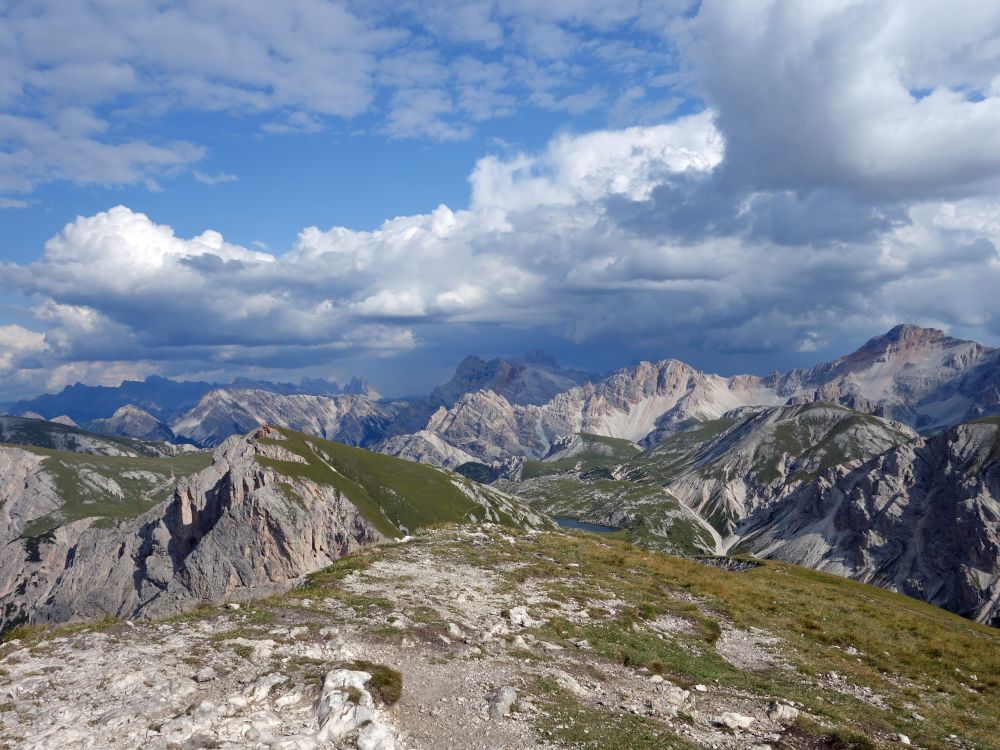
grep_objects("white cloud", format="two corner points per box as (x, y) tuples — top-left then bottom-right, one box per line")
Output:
(0, 0), (688, 202)
(261, 111), (325, 135)
(469, 111), (723, 210)
(0, 325), (47, 375)
(5, 1), (1000, 398)
(5, 108), (1000, 399)
(0, 112), (204, 194)
(675, 0), (1000, 195)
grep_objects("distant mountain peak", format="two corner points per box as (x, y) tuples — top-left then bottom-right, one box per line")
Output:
(870, 323), (952, 348)
(111, 403), (154, 418)
(342, 376), (381, 400)
(431, 351), (593, 407)
(837, 323), (980, 370)
(90, 403), (176, 442)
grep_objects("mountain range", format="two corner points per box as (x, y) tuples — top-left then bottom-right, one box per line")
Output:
(3, 324), (1000, 629)
(9, 373), (380, 432)
(11, 326), (1000, 457)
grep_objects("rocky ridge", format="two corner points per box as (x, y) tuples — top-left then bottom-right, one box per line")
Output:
(0, 427), (546, 629)
(429, 351), (594, 407)
(171, 389), (396, 448)
(11, 325), (1000, 459)
(621, 402), (918, 535)
(1, 526), (996, 750)
(89, 404), (178, 443)
(737, 417), (1000, 626)
(777, 324), (1000, 430)
(394, 359), (785, 465)
(381, 325), (1000, 470)
(0, 414), (189, 457)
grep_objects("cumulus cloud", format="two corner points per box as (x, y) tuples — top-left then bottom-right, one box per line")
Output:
(675, 0), (1000, 196)
(4, 1), (1000, 398)
(5, 100), (1000, 399)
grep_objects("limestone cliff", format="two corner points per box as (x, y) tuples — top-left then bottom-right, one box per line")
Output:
(738, 418), (1000, 626)
(0, 427), (547, 629)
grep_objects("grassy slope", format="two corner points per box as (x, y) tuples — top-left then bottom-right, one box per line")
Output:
(621, 416), (740, 485)
(503, 406), (921, 552)
(15, 446), (212, 537)
(500, 475), (713, 554)
(507, 428), (731, 554)
(437, 530), (1000, 750)
(9, 527), (995, 750)
(257, 428), (518, 537)
(0, 416), (173, 457)
(521, 432), (642, 480)
(623, 404), (910, 488)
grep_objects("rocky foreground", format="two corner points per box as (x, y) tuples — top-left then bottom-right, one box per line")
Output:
(2, 526), (997, 750)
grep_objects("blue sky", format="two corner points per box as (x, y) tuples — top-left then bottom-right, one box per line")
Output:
(2, 1), (1000, 400)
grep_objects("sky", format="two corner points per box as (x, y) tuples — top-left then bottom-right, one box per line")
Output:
(1, 0), (1000, 400)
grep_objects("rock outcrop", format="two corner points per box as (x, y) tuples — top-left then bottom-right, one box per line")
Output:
(0, 431), (381, 627)
(171, 389), (395, 448)
(89, 404), (177, 442)
(738, 418), (1000, 626)
(0, 427), (548, 628)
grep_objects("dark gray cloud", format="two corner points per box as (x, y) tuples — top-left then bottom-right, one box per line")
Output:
(3, 1), (1000, 399)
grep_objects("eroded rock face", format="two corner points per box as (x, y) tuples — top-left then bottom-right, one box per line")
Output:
(89, 404), (177, 442)
(382, 326), (1000, 468)
(631, 403), (918, 534)
(392, 360), (787, 465)
(739, 419), (1000, 626)
(777, 324), (1000, 430)
(376, 429), (478, 469)
(0, 448), (62, 546)
(0, 431), (383, 628)
(172, 389), (395, 448)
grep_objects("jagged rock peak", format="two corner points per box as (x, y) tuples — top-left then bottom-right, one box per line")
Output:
(853, 323), (972, 357)
(342, 375), (381, 399)
(430, 351), (593, 407)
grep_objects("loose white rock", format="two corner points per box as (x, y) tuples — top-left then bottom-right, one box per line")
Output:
(766, 701), (799, 723)
(487, 686), (518, 720)
(720, 712), (755, 730)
